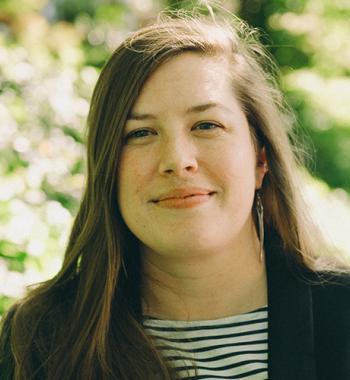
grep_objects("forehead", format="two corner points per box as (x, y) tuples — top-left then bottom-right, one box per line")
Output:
(130, 52), (239, 115)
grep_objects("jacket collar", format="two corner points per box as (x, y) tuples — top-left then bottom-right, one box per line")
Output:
(265, 230), (317, 380)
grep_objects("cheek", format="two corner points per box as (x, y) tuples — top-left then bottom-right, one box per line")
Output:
(118, 151), (153, 204)
(208, 141), (256, 182)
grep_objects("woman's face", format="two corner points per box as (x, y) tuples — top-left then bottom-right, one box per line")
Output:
(117, 52), (265, 260)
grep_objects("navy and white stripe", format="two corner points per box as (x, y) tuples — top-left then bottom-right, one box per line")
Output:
(143, 306), (268, 379)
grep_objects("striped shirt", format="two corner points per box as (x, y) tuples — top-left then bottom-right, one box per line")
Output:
(143, 306), (268, 379)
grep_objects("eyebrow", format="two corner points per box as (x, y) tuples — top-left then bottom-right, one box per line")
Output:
(127, 102), (230, 121)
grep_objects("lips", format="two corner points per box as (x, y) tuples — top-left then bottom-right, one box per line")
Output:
(152, 188), (216, 203)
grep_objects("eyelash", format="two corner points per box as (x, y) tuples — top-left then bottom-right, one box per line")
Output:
(125, 122), (221, 140)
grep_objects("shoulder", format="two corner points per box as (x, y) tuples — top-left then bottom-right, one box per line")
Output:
(309, 271), (350, 378)
(0, 278), (77, 379)
(309, 271), (350, 338)
(310, 271), (350, 311)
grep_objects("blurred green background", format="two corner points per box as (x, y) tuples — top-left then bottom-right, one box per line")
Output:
(1, 0), (350, 315)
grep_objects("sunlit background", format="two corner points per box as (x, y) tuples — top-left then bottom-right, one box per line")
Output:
(1, 0), (350, 315)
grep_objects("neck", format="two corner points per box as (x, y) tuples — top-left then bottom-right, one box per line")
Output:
(141, 223), (267, 321)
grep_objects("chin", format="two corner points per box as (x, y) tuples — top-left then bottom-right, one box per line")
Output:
(166, 238), (224, 256)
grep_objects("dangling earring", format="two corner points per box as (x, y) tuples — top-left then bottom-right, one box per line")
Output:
(256, 191), (264, 262)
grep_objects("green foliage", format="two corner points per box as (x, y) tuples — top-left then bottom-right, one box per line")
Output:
(0, 296), (16, 316)
(239, 0), (350, 189)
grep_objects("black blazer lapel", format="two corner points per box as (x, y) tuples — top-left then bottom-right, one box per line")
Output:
(265, 232), (317, 380)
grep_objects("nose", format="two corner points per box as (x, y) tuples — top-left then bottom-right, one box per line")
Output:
(158, 134), (198, 177)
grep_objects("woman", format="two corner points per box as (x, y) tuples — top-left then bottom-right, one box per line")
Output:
(0, 11), (349, 380)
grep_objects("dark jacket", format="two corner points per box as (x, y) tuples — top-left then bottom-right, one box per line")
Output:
(265, 231), (350, 380)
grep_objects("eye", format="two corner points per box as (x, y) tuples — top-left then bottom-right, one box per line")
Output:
(193, 122), (221, 131)
(124, 128), (156, 140)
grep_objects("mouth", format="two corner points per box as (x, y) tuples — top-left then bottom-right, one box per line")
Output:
(151, 191), (217, 209)
(153, 191), (217, 203)
(179, 191), (216, 199)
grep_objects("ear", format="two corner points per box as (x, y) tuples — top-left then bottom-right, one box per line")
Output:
(255, 146), (268, 189)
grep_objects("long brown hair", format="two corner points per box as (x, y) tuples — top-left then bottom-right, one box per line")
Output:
(0, 10), (341, 380)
